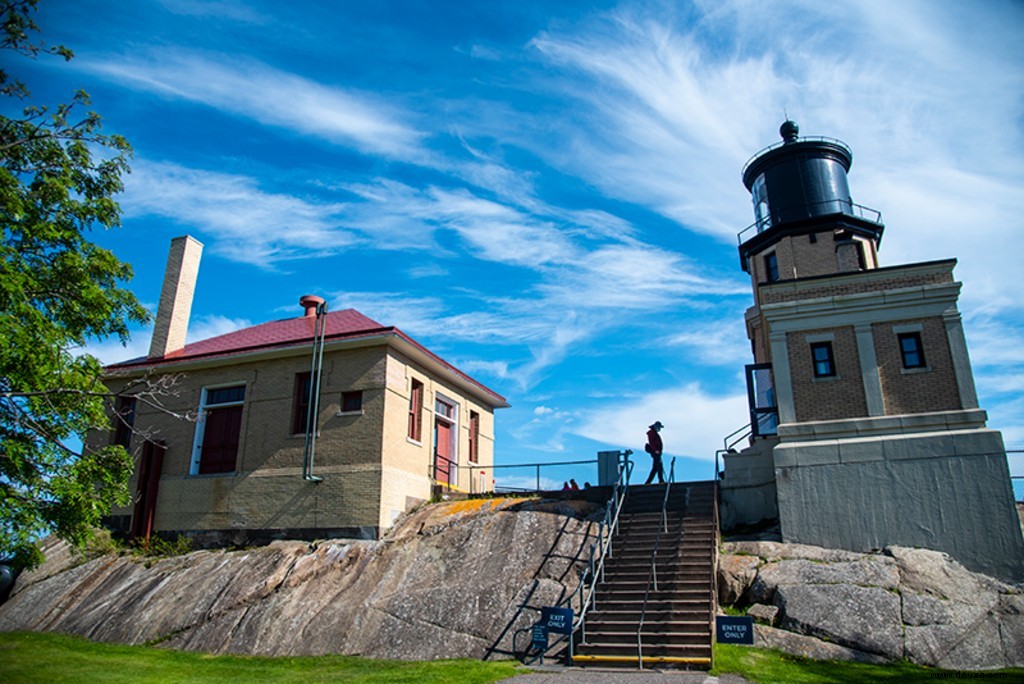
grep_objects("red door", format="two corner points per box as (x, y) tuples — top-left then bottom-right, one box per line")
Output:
(199, 405), (242, 474)
(434, 418), (452, 484)
(130, 440), (165, 540)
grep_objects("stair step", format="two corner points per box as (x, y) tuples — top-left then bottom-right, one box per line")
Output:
(586, 602), (712, 616)
(582, 618), (709, 630)
(575, 643), (712, 659)
(570, 653), (712, 668)
(580, 631), (710, 646)
(603, 561), (714, 574)
(596, 588), (709, 598)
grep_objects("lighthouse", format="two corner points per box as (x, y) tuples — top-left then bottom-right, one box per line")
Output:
(719, 122), (1024, 582)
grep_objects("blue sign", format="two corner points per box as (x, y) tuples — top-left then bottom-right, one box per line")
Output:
(531, 623), (548, 651)
(541, 606), (574, 635)
(716, 615), (754, 645)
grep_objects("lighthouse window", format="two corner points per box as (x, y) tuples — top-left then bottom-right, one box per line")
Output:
(764, 253), (779, 282)
(810, 342), (836, 378)
(898, 332), (926, 369)
(752, 174), (771, 231)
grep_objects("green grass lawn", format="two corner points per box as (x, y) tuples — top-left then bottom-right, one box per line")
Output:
(712, 643), (1024, 683)
(4, 631), (1023, 683)
(0, 632), (524, 683)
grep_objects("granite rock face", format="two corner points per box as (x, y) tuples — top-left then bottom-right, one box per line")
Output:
(719, 540), (1024, 670)
(0, 498), (600, 660)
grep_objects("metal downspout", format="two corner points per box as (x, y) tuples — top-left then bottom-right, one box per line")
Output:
(302, 301), (328, 482)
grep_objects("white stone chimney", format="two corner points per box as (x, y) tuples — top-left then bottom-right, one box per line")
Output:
(149, 235), (203, 359)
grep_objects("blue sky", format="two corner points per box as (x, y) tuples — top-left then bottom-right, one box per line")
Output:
(22, 0), (1024, 486)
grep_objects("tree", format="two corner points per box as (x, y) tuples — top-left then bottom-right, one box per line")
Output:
(0, 0), (150, 569)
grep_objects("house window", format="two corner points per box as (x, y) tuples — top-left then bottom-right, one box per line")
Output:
(468, 411), (480, 463)
(898, 332), (926, 369)
(810, 342), (836, 378)
(113, 396), (136, 449)
(764, 252), (779, 282)
(341, 390), (363, 413)
(435, 398), (455, 420)
(192, 384), (246, 475)
(292, 372), (312, 434)
(408, 379), (423, 441)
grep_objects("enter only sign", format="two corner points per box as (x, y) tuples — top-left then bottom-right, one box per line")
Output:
(716, 615), (754, 645)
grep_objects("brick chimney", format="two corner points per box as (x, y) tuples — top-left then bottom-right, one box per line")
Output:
(149, 235), (203, 359)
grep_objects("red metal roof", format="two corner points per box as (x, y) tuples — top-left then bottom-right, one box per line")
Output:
(107, 309), (507, 406)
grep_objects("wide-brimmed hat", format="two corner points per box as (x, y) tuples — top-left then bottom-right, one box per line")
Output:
(649, 421), (664, 429)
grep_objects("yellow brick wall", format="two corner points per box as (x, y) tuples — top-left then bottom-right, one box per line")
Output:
(378, 350), (497, 528)
(749, 230), (877, 290)
(101, 341), (498, 538)
(788, 326), (868, 421)
(873, 318), (962, 415)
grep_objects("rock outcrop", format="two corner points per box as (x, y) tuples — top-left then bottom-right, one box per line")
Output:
(719, 541), (1024, 670)
(0, 497), (601, 660)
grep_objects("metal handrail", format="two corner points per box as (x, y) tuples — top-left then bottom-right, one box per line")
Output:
(636, 457), (676, 669)
(432, 452), (459, 490)
(724, 422), (753, 452)
(571, 454), (633, 656)
(710, 478), (720, 669)
(716, 423), (752, 480)
(457, 458), (599, 493)
(740, 135), (852, 177)
(736, 198), (883, 245)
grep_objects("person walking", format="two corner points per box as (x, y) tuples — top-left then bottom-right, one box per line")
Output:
(644, 421), (665, 485)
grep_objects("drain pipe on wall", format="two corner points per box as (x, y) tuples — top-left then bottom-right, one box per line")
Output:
(301, 296), (328, 482)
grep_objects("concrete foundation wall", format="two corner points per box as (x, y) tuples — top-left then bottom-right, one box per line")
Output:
(775, 429), (1024, 582)
(720, 438), (779, 529)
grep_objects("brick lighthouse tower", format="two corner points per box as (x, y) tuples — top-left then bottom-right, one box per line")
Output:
(719, 121), (1024, 581)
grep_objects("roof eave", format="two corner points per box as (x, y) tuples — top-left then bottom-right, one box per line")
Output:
(105, 328), (509, 410)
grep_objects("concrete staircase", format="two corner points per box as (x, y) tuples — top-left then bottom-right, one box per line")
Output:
(573, 481), (718, 669)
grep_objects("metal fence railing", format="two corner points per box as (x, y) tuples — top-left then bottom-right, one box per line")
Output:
(1008, 450), (1023, 502)
(457, 459), (601, 494)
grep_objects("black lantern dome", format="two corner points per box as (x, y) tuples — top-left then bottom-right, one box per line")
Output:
(737, 122), (883, 273)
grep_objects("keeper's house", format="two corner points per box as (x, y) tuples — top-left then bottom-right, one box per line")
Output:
(97, 236), (507, 545)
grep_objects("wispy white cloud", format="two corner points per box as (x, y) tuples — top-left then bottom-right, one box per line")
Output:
(84, 333), (152, 367)
(962, 316), (1024, 368)
(528, 14), (774, 239)
(538, 244), (745, 311)
(455, 359), (511, 381)
(158, 0), (266, 23)
(122, 161), (353, 266)
(85, 50), (428, 160)
(187, 315), (253, 343)
(987, 396), (1024, 449)
(665, 318), (750, 366)
(575, 383), (749, 461)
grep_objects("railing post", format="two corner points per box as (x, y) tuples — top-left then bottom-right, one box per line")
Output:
(535, 464), (540, 492)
